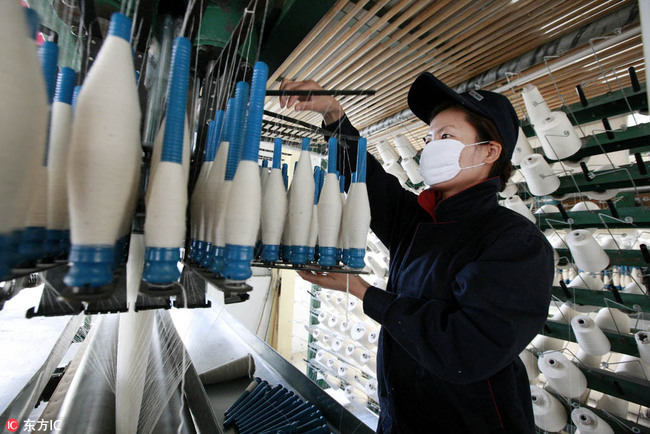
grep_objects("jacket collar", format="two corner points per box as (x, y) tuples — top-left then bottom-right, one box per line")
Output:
(417, 177), (501, 223)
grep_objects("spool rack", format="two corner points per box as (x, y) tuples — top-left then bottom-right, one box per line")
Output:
(513, 69), (650, 433)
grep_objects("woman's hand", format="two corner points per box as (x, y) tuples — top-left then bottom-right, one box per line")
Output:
(297, 270), (371, 301)
(279, 79), (345, 125)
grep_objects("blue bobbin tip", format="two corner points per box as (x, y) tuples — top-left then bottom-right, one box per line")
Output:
(318, 247), (337, 267)
(108, 13), (132, 42)
(209, 246), (226, 276)
(195, 240), (206, 262)
(261, 244), (280, 262)
(55, 68), (76, 105)
(143, 247), (181, 284)
(347, 248), (366, 269)
(200, 243), (214, 268)
(18, 227), (46, 263)
(64, 245), (115, 287)
(301, 138), (310, 151)
(290, 246), (309, 265)
(223, 245), (254, 281)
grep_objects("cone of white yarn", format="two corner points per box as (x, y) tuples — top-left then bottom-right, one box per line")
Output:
(400, 158), (423, 185)
(338, 363), (358, 383)
(534, 111), (582, 160)
(571, 316), (611, 356)
(529, 385), (567, 433)
(363, 378), (379, 400)
(565, 230), (610, 272)
(537, 351), (587, 398)
(594, 308), (630, 334)
(393, 134), (417, 159)
(614, 355), (649, 381)
(571, 201), (600, 212)
(623, 281), (647, 295)
(520, 154), (560, 196)
(376, 139), (399, 165)
(344, 385), (369, 410)
(322, 372), (342, 390)
(499, 180), (518, 198)
(511, 127), (535, 166)
(571, 407), (614, 434)
(531, 335), (565, 352)
(504, 195), (536, 223)
(550, 302), (581, 324)
(521, 84), (552, 126)
(635, 331), (650, 365)
(350, 322), (367, 341)
(568, 272), (605, 291)
(574, 348), (602, 369)
(519, 350), (540, 382)
(66, 13), (141, 287)
(534, 204), (560, 215)
(595, 394), (629, 419)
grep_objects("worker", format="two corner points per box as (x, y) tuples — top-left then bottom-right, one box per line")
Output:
(279, 72), (554, 433)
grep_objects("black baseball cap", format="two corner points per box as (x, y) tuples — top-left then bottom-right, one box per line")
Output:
(408, 72), (519, 159)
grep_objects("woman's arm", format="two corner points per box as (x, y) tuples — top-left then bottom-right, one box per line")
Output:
(279, 79), (421, 249)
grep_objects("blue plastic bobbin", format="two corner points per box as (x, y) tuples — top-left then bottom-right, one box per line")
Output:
(142, 247), (181, 284)
(210, 246), (226, 276)
(18, 227), (46, 265)
(347, 248), (366, 269)
(200, 243), (213, 268)
(260, 244), (280, 262)
(64, 245), (115, 287)
(223, 245), (254, 281)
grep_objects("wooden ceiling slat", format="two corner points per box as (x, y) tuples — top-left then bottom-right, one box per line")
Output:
(307, 0), (433, 83)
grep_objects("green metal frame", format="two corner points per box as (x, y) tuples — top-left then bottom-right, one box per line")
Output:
(579, 364), (650, 408)
(550, 285), (650, 311)
(536, 206), (650, 231)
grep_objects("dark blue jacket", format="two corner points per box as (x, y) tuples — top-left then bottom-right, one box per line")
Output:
(324, 116), (554, 433)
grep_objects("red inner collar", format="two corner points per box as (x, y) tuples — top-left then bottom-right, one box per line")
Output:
(417, 177), (500, 222)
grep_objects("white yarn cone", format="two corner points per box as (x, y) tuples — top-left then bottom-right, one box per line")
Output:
(550, 302), (581, 324)
(321, 372), (342, 390)
(574, 348), (602, 369)
(326, 356), (341, 373)
(317, 165), (342, 266)
(350, 322), (367, 341)
(520, 154), (560, 196)
(568, 272), (605, 291)
(367, 329), (379, 346)
(595, 394), (629, 419)
(344, 385), (369, 410)
(521, 84), (552, 126)
(534, 204), (560, 214)
(511, 127), (535, 166)
(393, 134), (417, 159)
(328, 315), (339, 329)
(571, 407), (614, 434)
(571, 201), (600, 212)
(317, 310), (328, 324)
(0, 1), (49, 244)
(594, 308), (630, 334)
(363, 378), (379, 400)
(346, 182), (371, 269)
(565, 230), (610, 272)
(261, 168), (287, 247)
(339, 319), (352, 335)
(623, 281), (647, 295)
(288, 141), (315, 263)
(520, 350), (540, 382)
(530, 385), (567, 432)
(67, 13), (141, 285)
(587, 189), (619, 201)
(537, 351), (587, 398)
(331, 336), (348, 354)
(400, 158), (423, 185)
(535, 111), (582, 160)
(504, 195), (536, 223)
(531, 335), (565, 352)
(635, 331), (650, 365)
(376, 139), (399, 164)
(614, 355), (649, 381)
(571, 316), (611, 356)
(338, 363), (357, 383)
(205, 138), (229, 245)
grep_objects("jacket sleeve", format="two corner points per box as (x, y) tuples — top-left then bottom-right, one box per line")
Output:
(322, 115), (420, 249)
(362, 228), (554, 384)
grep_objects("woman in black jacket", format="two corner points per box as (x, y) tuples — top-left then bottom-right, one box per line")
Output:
(280, 72), (554, 433)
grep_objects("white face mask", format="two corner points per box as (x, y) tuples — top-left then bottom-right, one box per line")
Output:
(418, 139), (488, 186)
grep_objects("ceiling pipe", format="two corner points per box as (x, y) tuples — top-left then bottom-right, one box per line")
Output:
(361, 3), (640, 137)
